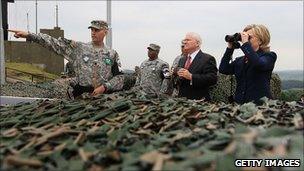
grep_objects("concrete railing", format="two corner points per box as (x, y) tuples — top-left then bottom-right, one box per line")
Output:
(5, 67), (55, 82)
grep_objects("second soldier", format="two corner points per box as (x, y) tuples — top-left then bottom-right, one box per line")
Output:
(134, 43), (171, 96)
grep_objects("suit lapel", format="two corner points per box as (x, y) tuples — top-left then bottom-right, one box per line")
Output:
(189, 50), (203, 72)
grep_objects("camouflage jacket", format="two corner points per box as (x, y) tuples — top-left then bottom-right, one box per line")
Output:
(135, 58), (171, 94)
(172, 54), (183, 71)
(27, 33), (124, 92)
(170, 54), (184, 97)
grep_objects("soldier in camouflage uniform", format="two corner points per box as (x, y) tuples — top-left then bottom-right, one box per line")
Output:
(134, 44), (171, 95)
(8, 20), (124, 98)
(170, 41), (188, 97)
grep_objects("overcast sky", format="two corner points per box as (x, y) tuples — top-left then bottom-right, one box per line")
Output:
(8, 1), (303, 71)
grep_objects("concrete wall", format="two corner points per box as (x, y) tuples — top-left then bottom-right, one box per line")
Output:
(4, 27), (65, 74)
(40, 27), (64, 39)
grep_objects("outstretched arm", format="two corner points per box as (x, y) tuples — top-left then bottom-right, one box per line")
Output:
(8, 29), (29, 39)
(8, 29), (76, 62)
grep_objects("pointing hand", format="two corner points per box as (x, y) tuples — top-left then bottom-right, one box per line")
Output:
(7, 29), (29, 39)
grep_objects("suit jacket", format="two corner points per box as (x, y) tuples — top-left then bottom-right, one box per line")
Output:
(177, 50), (218, 100)
(219, 42), (277, 104)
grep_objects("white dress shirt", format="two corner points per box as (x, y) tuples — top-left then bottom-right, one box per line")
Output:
(188, 48), (200, 63)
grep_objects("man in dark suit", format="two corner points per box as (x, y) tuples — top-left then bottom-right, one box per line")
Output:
(177, 32), (218, 100)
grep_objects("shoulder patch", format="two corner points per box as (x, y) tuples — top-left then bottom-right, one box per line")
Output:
(103, 57), (114, 66)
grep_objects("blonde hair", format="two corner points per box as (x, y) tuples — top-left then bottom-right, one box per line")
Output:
(243, 24), (271, 52)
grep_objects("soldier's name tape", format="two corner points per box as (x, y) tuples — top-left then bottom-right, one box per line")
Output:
(235, 159), (301, 167)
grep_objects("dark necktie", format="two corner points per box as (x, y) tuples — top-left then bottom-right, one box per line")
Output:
(184, 56), (192, 70)
(244, 55), (249, 64)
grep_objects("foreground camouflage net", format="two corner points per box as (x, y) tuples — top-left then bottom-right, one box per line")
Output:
(1, 91), (303, 171)
(1, 73), (281, 103)
(1, 72), (137, 99)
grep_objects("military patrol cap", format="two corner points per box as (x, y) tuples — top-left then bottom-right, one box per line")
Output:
(147, 43), (161, 52)
(88, 20), (109, 30)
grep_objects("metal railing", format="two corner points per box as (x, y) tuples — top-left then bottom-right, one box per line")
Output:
(5, 67), (55, 82)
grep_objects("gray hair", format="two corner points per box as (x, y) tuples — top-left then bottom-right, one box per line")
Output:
(186, 32), (202, 47)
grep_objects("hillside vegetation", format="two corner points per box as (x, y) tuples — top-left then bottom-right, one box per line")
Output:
(281, 80), (303, 90)
(5, 62), (59, 82)
(275, 70), (303, 81)
(279, 88), (304, 102)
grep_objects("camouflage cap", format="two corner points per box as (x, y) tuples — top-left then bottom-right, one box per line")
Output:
(88, 20), (109, 30)
(147, 43), (161, 52)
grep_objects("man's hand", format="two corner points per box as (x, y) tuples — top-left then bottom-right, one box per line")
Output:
(91, 85), (106, 96)
(7, 29), (29, 39)
(177, 68), (192, 80)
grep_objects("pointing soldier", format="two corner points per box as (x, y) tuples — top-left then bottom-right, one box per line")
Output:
(8, 20), (124, 98)
(134, 43), (171, 95)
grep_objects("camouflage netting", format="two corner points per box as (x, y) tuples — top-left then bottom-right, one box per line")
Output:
(0, 91), (303, 171)
(1, 73), (282, 103)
